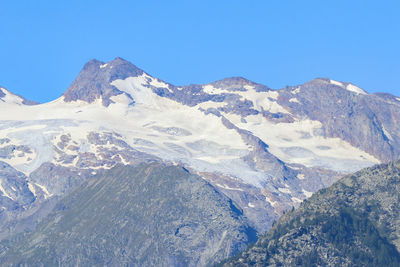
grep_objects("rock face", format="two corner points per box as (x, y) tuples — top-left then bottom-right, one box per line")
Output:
(223, 160), (400, 266)
(0, 161), (51, 240)
(0, 163), (257, 266)
(0, 161), (35, 215)
(63, 58), (143, 106)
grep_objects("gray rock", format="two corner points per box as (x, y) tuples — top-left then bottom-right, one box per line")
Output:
(0, 163), (257, 267)
(63, 57), (143, 106)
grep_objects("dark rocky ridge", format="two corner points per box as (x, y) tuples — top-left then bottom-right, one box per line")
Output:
(223, 160), (400, 266)
(0, 162), (49, 240)
(0, 163), (257, 266)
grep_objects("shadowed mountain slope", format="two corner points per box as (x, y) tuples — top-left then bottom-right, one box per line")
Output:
(0, 163), (257, 267)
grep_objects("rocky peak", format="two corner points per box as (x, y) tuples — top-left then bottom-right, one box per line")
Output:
(63, 57), (145, 106)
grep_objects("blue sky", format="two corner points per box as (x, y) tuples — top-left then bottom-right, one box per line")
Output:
(1, 0), (399, 103)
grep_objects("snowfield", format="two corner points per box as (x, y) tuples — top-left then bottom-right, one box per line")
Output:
(0, 73), (380, 189)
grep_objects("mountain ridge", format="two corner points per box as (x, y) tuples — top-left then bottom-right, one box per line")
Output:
(4, 57), (396, 108)
(1, 57), (399, 240)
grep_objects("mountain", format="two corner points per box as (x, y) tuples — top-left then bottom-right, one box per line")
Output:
(63, 58), (143, 106)
(222, 160), (400, 266)
(0, 163), (257, 266)
(1, 57), (400, 237)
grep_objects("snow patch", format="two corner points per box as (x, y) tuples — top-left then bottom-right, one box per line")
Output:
(346, 84), (367, 95)
(34, 183), (53, 199)
(215, 183), (244, 191)
(278, 187), (292, 194)
(291, 197), (302, 203)
(382, 126), (393, 141)
(100, 63), (108, 69)
(291, 87), (301, 94)
(297, 173), (305, 180)
(330, 80), (367, 95)
(149, 78), (173, 93)
(330, 79), (343, 87)
(0, 181), (14, 200)
(231, 114), (380, 173)
(302, 189), (313, 198)
(265, 196), (278, 207)
(28, 182), (37, 197)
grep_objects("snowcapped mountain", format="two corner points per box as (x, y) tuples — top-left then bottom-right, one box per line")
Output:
(0, 57), (399, 234)
(0, 87), (38, 106)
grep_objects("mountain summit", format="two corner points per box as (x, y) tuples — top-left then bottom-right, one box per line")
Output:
(63, 57), (144, 106)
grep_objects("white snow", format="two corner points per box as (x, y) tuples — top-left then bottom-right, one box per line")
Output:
(203, 85), (230, 95)
(278, 187), (292, 194)
(302, 189), (313, 198)
(203, 84), (288, 114)
(289, 98), (300, 103)
(330, 79), (367, 95)
(34, 183), (52, 199)
(248, 202), (255, 208)
(100, 63), (108, 69)
(215, 183), (244, 191)
(291, 197), (302, 203)
(149, 78), (173, 93)
(291, 87), (301, 94)
(195, 101), (226, 110)
(227, 114), (380, 173)
(0, 71), (380, 191)
(265, 196), (278, 207)
(0, 181), (14, 200)
(297, 173), (305, 180)
(382, 126), (393, 141)
(0, 74), (272, 187)
(330, 79), (343, 87)
(0, 88), (25, 106)
(346, 84), (367, 95)
(28, 182), (37, 197)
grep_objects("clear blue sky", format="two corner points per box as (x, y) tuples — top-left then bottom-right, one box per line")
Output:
(1, 0), (399, 103)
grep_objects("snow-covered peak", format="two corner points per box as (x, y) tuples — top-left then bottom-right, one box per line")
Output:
(0, 87), (38, 106)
